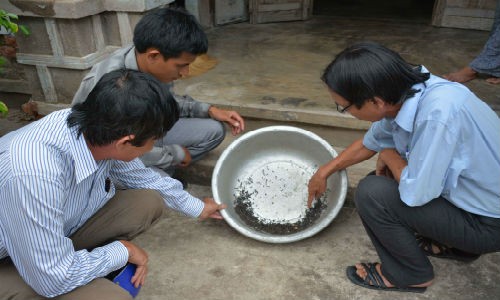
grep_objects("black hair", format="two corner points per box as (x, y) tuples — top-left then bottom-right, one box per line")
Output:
(321, 42), (430, 108)
(67, 69), (179, 147)
(133, 7), (208, 59)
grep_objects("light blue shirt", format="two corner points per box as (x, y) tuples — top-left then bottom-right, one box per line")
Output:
(0, 109), (204, 297)
(363, 67), (500, 218)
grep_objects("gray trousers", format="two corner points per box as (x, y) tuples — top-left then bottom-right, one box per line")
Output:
(142, 118), (226, 174)
(0, 189), (164, 300)
(354, 174), (500, 287)
(165, 118), (225, 163)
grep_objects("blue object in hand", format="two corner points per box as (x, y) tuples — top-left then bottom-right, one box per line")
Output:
(112, 263), (141, 298)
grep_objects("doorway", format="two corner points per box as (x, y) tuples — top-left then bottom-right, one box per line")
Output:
(313, 0), (436, 24)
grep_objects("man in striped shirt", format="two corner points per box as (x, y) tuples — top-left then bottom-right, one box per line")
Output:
(0, 69), (225, 299)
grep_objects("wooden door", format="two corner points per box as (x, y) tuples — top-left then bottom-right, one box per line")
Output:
(249, 0), (312, 24)
(215, 0), (250, 25)
(432, 0), (497, 31)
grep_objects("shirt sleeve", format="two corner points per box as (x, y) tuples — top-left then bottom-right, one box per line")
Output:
(71, 74), (98, 106)
(0, 175), (128, 297)
(110, 159), (204, 218)
(399, 119), (458, 206)
(167, 83), (211, 118)
(363, 119), (396, 152)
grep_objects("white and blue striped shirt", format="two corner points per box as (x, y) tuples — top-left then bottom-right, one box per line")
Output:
(0, 109), (204, 297)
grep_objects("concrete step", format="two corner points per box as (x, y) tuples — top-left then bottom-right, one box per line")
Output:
(177, 118), (376, 205)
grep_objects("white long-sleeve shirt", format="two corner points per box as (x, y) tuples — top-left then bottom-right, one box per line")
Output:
(0, 109), (204, 297)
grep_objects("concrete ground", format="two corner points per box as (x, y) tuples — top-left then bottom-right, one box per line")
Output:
(174, 16), (500, 124)
(1, 14), (499, 300)
(136, 17), (500, 300)
(135, 184), (500, 300)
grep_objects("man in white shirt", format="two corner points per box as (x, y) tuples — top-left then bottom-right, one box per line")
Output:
(0, 69), (225, 299)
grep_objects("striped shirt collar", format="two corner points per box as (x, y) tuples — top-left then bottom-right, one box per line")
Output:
(65, 110), (99, 184)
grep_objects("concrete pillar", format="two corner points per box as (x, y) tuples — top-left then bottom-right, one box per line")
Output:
(1, 0), (174, 103)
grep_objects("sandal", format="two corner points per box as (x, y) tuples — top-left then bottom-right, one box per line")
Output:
(346, 262), (426, 293)
(416, 235), (479, 263)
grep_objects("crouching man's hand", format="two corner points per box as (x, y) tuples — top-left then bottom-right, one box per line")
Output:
(120, 240), (149, 288)
(199, 197), (227, 220)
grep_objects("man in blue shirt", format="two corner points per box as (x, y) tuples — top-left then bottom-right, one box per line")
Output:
(308, 42), (500, 293)
(0, 69), (225, 298)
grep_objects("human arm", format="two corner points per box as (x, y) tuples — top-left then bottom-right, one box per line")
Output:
(307, 138), (376, 207)
(111, 159), (224, 219)
(169, 84), (212, 118)
(119, 240), (149, 288)
(0, 175), (128, 297)
(377, 148), (407, 182)
(398, 119), (457, 206)
(208, 106), (245, 135)
(168, 83), (245, 135)
(199, 197), (227, 219)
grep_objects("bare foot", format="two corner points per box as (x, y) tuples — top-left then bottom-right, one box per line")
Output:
(355, 263), (432, 288)
(486, 77), (500, 84)
(443, 67), (477, 83)
(355, 263), (394, 287)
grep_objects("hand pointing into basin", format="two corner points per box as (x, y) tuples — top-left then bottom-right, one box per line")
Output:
(307, 168), (328, 208)
(199, 197), (227, 219)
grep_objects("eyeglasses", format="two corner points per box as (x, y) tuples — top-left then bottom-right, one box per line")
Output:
(336, 102), (353, 113)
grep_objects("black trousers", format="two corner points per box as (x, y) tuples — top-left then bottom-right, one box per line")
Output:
(354, 174), (500, 287)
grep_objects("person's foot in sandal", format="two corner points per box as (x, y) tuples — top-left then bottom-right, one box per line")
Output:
(416, 235), (480, 262)
(346, 262), (431, 293)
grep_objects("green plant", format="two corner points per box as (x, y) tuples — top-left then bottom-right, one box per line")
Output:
(0, 101), (8, 118)
(0, 10), (29, 118)
(0, 10), (29, 35)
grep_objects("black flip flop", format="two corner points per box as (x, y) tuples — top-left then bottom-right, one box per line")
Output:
(346, 263), (426, 293)
(416, 235), (480, 263)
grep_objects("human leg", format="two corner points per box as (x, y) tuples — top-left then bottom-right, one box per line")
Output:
(445, 13), (500, 83)
(352, 174), (500, 288)
(161, 118), (225, 163)
(0, 189), (162, 299)
(415, 234), (480, 262)
(485, 77), (500, 84)
(353, 175), (433, 287)
(71, 189), (164, 250)
(0, 258), (133, 300)
(469, 25), (500, 80)
(346, 262), (427, 293)
(443, 66), (477, 83)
